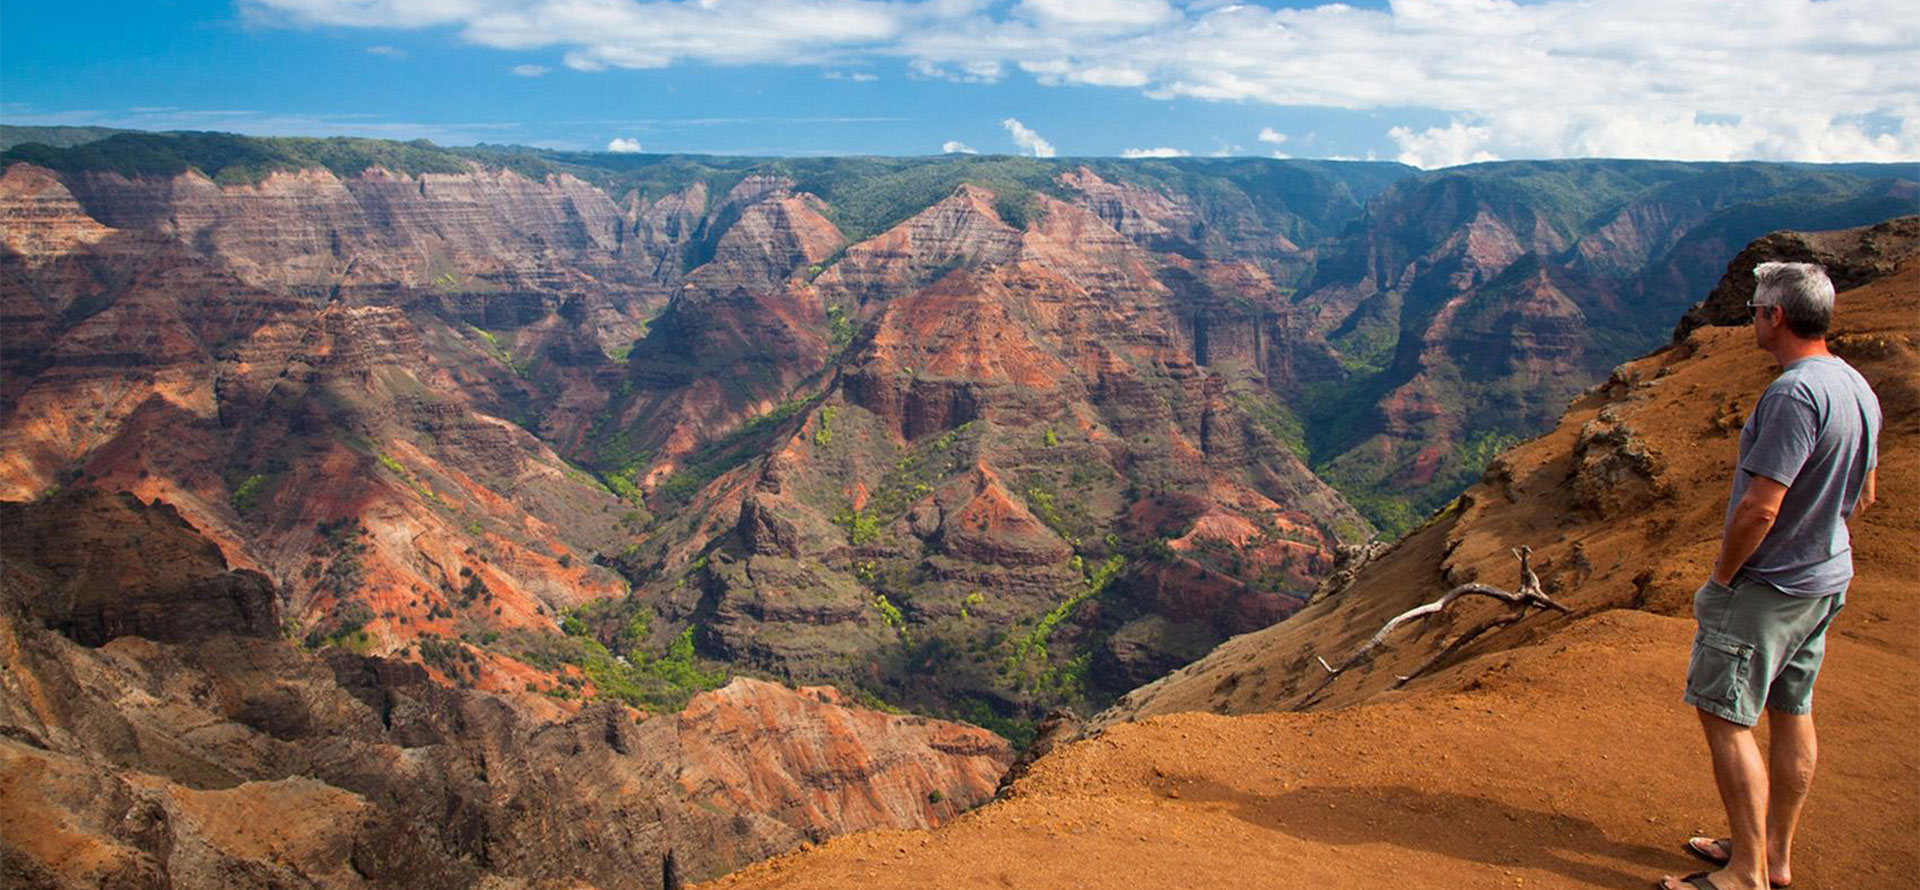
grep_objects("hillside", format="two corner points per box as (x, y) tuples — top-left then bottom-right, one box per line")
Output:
(698, 220), (1918, 889)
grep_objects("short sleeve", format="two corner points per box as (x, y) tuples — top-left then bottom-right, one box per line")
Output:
(1867, 397), (1881, 471)
(1740, 386), (1817, 487)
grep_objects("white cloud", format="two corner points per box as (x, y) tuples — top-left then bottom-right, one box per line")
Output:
(1257, 127), (1287, 145)
(1121, 147), (1188, 158)
(242, 0), (1920, 162)
(1019, 0), (1174, 28)
(825, 70), (880, 81)
(606, 137), (643, 153)
(1388, 121), (1497, 169)
(909, 59), (1003, 83)
(365, 45), (406, 58)
(942, 140), (978, 154)
(1001, 117), (1056, 157)
(511, 64), (550, 77)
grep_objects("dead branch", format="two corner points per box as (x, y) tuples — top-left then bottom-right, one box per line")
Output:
(1296, 546), (1567, 707)
(1391, 613), (1528, 688)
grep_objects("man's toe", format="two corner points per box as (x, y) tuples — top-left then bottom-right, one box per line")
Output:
(1686, 836), (1732, 863)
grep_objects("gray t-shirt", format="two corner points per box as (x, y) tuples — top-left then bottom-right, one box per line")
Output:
(1726, 355), (1881, 597)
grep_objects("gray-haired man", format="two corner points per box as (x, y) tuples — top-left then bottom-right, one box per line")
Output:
(1660, 262), (1880, 890)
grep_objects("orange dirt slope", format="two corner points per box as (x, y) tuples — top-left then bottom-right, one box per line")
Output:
(699, 250), (1919, 888)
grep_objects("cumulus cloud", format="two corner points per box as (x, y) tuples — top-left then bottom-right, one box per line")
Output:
(242, 0), (1920, 162)
(1001, 118), (1055, 158)
(1120, 147), (1188, 158)
(1257, 127), (1287, 145)
(606, 137), (643, 153)
(511, 64), (549, 77)
(1388, 121), (1497, 169)
(942, 140), (978, 154)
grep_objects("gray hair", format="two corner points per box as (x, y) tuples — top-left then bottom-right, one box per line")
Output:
(1753, 261), (1834, 339)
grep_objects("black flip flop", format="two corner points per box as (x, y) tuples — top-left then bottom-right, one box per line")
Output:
(1685, 839), (1792, 889)
(1661, 872), (1723, 890)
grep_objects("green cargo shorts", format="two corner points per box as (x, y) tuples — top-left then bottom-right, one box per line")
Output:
(1685, 574), (1845, 727)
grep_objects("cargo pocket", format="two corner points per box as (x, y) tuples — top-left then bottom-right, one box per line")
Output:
(1687, 629), (1755, 712)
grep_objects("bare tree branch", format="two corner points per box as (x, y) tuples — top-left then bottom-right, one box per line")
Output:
(1295, 546), (1567, 708)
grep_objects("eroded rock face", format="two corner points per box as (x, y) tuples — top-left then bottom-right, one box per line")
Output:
(1293, 167), (1915, 527)
(621, 187), (1364, 720)
(814, 185), (1024, 307)
(0, 489), (279, 646)
(0, 504), (1010, 890)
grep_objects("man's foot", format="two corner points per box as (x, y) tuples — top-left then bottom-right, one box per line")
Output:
(1658, 873), (1723, 890)
(1685, 837), (1792, 887)
(1687, 837), (1733, 865)
(1658, 870), (1768, 890)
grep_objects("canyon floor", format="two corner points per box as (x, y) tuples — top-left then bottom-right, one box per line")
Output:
(703, 258), (1918, 889)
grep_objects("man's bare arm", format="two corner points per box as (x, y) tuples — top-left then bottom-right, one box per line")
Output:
(1712, 474), (1790, 586)
(1850, 467), (1877, 521)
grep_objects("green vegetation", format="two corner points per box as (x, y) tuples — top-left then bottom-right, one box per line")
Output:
(508, 619), (726, 711)
(230, 474), (268, 513)
(871, 592), (907, 636)
(3, 131), (471, 185)
(0, 125), (130, 151)
(1236, 393), (1309, 462)
(812, 405), (837, 447)
(599, 397), (816, 514)
(832, 507), (884, 546)
(307, 519), (368, 599)
(958, 698), (1037, 750)
(304, 601), (375, 652)
(826, 304), (855, 351)
(374, 450), (447, 507)
(417, 635), (482, 685)
(1010, 554), (1125, 675)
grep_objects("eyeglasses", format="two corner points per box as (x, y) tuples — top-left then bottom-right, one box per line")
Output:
(1745, 299), (1777, 318)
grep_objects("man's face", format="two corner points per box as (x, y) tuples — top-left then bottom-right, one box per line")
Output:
(1750, 286), (1781, 349)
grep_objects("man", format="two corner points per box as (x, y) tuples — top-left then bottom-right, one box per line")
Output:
(1661, 262), (1880, 890)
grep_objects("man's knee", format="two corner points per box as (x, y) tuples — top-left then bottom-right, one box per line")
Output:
(1697, 707), (1754, 736)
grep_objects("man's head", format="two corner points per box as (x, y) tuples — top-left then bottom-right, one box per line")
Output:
(1749, 261), (1835, 342)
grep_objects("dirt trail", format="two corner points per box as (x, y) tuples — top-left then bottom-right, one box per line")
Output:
(701, 255), (1919, 889)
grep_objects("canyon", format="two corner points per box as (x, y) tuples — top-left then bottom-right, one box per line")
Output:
(1, 128), (1914, 887)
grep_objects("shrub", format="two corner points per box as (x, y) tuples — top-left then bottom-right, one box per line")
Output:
(230, 474), (268, 512)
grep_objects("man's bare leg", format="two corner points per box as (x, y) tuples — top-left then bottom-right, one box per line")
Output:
(1688, 711), (1812, 886)
(1763, 710), (1817, 886)
(1665, 710), (1770, 890)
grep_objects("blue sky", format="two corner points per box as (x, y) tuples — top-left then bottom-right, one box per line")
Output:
(4, 0), (1917, 166)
